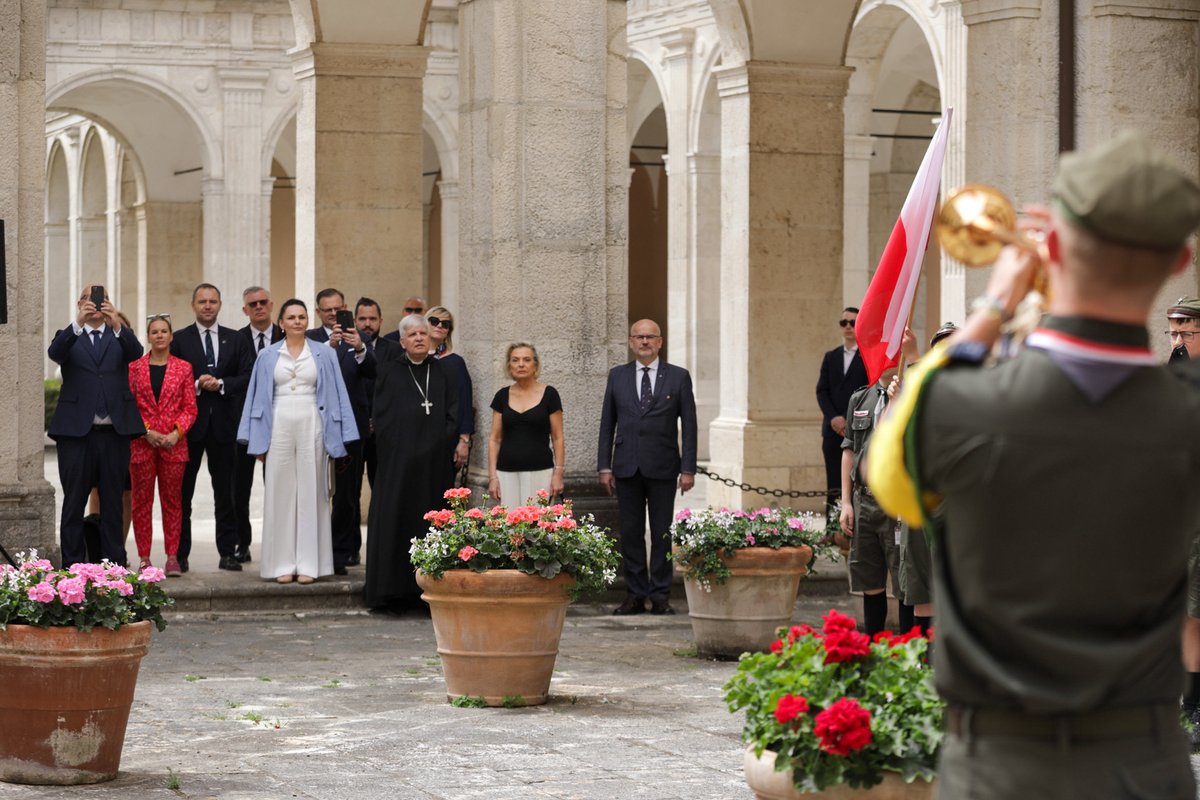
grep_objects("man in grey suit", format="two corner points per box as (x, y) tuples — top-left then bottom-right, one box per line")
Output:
(598, 319), (698, 615)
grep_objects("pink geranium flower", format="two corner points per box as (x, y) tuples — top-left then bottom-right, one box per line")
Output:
(68, 563), (105, 582)
(26, 582), (56, 604)
(464, 508), (486, 520)
(105, 580), (134, 597)
(57, 577), (87, 605)
(138, 567), (166, 584)
(458, 546), (479, 562)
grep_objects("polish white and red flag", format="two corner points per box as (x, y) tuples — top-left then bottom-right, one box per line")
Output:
(856, 108), (954, 386)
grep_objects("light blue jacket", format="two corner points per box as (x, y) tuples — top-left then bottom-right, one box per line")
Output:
(236, 340), (359, 458)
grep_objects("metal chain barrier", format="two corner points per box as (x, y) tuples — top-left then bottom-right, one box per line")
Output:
(695, 466), (837, 499)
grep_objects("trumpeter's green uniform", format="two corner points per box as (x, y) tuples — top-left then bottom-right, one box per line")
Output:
(868, 132), (1200, 799)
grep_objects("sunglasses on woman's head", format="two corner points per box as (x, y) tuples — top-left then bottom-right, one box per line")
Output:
(428, 317), (453, 330)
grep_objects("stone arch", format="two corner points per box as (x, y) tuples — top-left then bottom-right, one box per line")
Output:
(689, 43), (724, 155)
(45, 141), (72, 372)
(627, 48), (670, 143)
(706, 0), (862, 66)
(843, 0), (943, 329)
(289, 0), (433, 47)
(48, 69), (220, 201)
(263, 102), (299, 178)
(422, 100), (458, 184)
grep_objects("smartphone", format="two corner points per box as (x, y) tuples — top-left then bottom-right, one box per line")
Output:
(336, 309), (354, 331)
(89, 285), (106, 309)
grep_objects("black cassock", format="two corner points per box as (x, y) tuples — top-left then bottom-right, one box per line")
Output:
(364, 349), (458, 609)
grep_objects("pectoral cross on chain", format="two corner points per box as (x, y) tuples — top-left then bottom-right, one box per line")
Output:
(420, 399), (432, 415)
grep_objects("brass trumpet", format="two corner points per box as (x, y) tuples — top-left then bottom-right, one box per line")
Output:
(935, 184), (1051, 302)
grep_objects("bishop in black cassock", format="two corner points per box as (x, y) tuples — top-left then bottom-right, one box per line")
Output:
(364, 320), (458, 612)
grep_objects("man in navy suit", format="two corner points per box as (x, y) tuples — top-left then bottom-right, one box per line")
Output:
(232, 286), (284, 564)
(170, 283), (254, 572)
(598, 319), (697, 616)
(815, 306), (867, 518)
(48, 286), (145, 566)
(307, 288), (375, 574)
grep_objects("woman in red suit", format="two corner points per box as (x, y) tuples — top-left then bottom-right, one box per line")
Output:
(128, 315), (197, 575)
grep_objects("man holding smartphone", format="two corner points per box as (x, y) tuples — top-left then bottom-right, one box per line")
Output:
(47, 285), (145, 566)
(307, 288), (374, 573)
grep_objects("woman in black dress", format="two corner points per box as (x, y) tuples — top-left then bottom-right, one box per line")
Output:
(426, 305), (474, 477)
(487, 343), (565, 505)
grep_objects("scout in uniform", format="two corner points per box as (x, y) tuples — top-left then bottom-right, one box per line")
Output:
(867, 131), (1200, 798)
(839, 329), (918, 637)
(893, 322), (958, 638)
(1171, 296), (1200, 747)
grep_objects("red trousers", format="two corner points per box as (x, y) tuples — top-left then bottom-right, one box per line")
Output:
(130, 454), (187, 559)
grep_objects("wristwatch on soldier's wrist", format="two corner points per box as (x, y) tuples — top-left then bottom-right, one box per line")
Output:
(970, 292), (1013, 323)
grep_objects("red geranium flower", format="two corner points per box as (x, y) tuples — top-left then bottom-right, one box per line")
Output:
(872, 630), (894, 644)
(788, 624), (816, 643)
(821, 609), (858, 635)
(773, 693), (810, 725)
(823, 626), (870, 664)
(769, 639), (784, 654)
(813, 698), (873, 756)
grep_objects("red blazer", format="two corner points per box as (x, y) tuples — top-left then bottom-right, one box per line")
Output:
(128, 355), (198, 463)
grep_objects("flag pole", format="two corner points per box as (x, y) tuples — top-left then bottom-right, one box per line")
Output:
(895, 268), (922, 383)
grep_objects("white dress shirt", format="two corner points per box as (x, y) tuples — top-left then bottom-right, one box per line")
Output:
(842, 345), (858, 375)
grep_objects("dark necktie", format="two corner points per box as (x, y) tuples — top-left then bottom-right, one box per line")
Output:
(204, 329), (215, 369)
(640, 366), (653, 411)
(257, 332), (265, 353)
(91, 331), (108, 418)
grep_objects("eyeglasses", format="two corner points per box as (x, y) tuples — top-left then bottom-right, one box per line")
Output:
(245, 299), (269, 308)
(839, 319), (857, 328)
(1166, 330), (1198, 342)
(146, 313), (172, 322)
(404, 306), (425, 314)
(428, 317), (453, 330)
(630, 334), (661, 342)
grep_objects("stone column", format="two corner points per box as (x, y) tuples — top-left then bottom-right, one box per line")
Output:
(217, 67), (271, 294)
(102, 134), (122, 306)
(842, 133), (874, 307)
(1076, 0), (1200, 343)
(661, 29), (695, 370)
(939, 0), (968, 324)
(290, 43), (429, 314)
(457, 0), (627, 512)
(709, 61), (852, 510)
(44, 222), (68, 377)
(0, 0), (58, 558)
(438, 180), (460, 312)
(961, 0), (1058, 300)
(687, 151), (720, 461)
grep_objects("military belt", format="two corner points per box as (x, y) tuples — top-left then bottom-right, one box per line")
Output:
(946, 703), (1177, 742)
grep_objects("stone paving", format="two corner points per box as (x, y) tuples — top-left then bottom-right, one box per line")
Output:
(0, 594), (858, 800)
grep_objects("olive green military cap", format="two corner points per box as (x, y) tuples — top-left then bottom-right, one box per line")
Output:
(1053, 131), (1200, 249)
(1167, 296), (1200, 320)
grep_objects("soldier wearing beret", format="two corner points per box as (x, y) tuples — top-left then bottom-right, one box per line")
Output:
(867, 131), (1200, 798)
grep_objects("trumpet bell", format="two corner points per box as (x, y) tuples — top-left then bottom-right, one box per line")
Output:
(935, 184), (1018, 267)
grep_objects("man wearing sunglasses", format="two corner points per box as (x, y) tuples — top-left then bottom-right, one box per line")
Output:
(815, 307), (867, 519)
(232, 286), (284, 564)
(1167, 296), (1200, 362)
(383, 295), (427, 342)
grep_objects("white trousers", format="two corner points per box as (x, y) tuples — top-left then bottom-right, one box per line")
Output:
(496, 469), (554, 507)
(261, 395), (333, 579)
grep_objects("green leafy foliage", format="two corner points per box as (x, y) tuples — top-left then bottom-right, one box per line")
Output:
(500, 695), (527, 708)
(409, 489), (619, 599)
(450, 695), (488, 708)
(723, 610), (942, 793)
(669, 507), (831, 588)
(0, 550), (173, 632)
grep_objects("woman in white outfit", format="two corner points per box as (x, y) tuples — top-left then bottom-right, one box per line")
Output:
(237, 299), (359, 583)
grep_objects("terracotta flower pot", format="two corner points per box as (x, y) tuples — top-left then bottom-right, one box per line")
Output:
(744, 747), (935, 800)
(680, 545), (812, 658)
(417, 569), (575, 706)
(0, 621), (152, 785)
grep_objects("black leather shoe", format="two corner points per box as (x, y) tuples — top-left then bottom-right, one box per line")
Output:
(649, 600), (676, 616)
(235, 548), (252, 564)
(334, 565), (348, 576)
(179, 558), (189, 574)
(218, 555), (243, 571)
(346, 553), (361, 567)
(613, 597), (646, 616)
